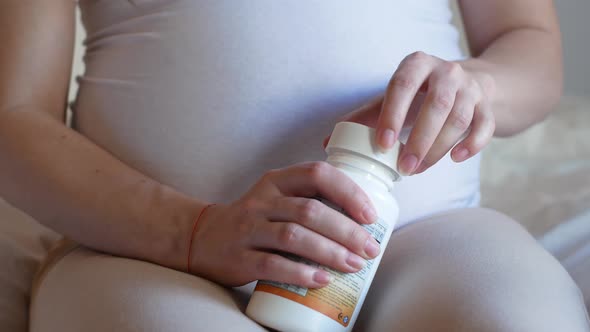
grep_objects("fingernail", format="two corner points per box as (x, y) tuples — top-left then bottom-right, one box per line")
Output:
(379, 129), (396, 150)
(414, 162), (428, 174)
(399, 154), (418, 176)
(364, 237), (380, 258)
(346, 252), (366, 270)
(313, 270), (332, 285)
(453, 147), (469, 161)
(361, 204), (377, 224)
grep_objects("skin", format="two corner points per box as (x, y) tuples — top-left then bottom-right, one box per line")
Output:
(0, 1), (562, 288)
(342, 0), (562, 176)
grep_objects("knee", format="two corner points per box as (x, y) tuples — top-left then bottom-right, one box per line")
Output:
(30, 247), (262, 332)
(455, 210), (589, 331)
(366, 208), (590, 332)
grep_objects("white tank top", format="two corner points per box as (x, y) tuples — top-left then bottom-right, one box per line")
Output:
(74, 0), (480, 227)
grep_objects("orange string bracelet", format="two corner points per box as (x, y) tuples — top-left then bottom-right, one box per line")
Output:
(187, 203), (216, 274)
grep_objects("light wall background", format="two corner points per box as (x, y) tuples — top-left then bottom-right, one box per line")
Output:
(69, 2), (589, 103)
(554, 0), (590, 97)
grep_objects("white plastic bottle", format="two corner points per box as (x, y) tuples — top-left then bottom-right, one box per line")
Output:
(246, 121), (402, 332)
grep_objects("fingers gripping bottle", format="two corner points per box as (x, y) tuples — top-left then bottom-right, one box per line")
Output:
(246, 122), (402, 332)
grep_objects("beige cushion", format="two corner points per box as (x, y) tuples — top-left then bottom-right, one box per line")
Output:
(0, 198), (60, 332)
(481, 96), (590, 237)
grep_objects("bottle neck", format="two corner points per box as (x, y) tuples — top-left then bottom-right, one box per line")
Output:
(326, 151), (398, 192)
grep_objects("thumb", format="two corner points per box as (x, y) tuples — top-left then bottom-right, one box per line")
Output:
(339, 96), (384, 128)
(322, 96), (384, 149)
(322, 135), (331, 149)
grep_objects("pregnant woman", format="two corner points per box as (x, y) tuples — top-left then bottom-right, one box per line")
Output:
(1, 0), (588, 331)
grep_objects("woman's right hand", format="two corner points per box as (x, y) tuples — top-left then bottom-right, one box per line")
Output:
(189, 161), (382, 288)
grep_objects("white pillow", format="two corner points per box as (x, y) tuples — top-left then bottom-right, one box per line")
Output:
(540, 210), (590, 310)
(0, 198), (60, 332)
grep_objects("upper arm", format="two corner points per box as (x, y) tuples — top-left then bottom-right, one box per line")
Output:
(457, 0), (560, 56)
(0, 1), (76, 121)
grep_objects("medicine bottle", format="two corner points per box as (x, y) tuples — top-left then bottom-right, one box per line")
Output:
(246, 121), (401, 332)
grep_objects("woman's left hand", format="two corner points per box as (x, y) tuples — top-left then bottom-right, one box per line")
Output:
(339, 51), (497, 176)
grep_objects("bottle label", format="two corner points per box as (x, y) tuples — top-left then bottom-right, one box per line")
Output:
(255, 200), (387, 327)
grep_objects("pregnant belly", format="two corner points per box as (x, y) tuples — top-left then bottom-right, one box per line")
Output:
(73, 0), (476, 222)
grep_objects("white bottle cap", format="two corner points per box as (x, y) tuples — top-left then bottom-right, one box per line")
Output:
(326, 122), (401, 181)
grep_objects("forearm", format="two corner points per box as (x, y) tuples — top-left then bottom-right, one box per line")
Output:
(1, 1), (205, 273)
(0, 107), (206, 270)
(457, 0), (562, 137)
(459, 28), (562, 137)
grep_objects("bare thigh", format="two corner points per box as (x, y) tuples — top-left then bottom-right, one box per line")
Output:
(30, 246), (266, 332)
(354, 208), (590, 332)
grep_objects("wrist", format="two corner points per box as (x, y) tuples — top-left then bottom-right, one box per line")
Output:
(457, 58), (497, 101)
(142, 187), (210, 271)
(457, 58), (509, 135)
